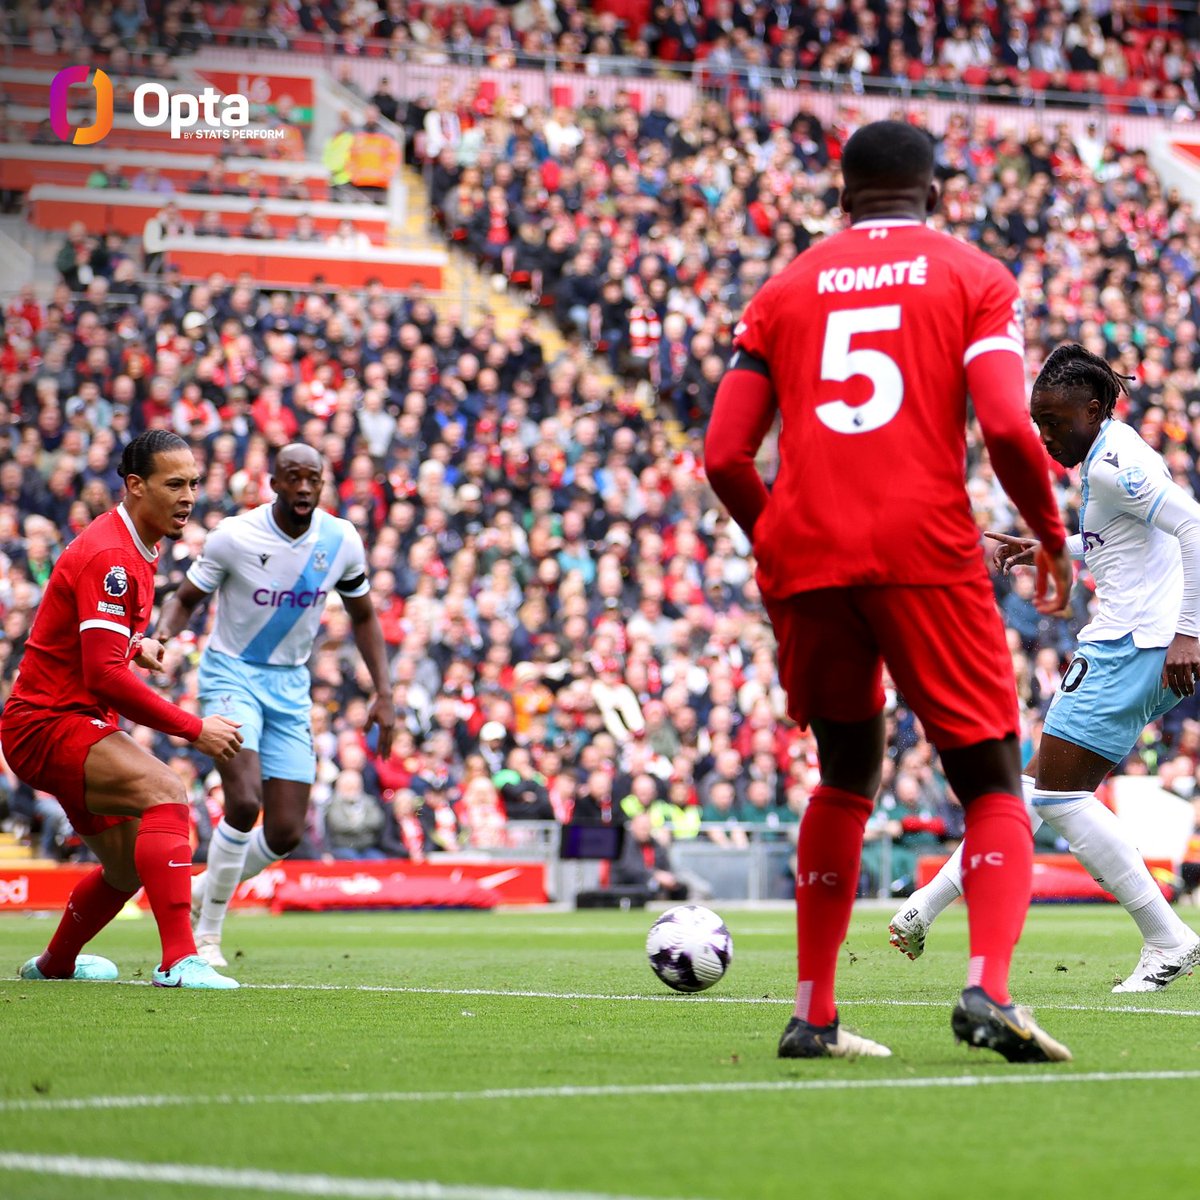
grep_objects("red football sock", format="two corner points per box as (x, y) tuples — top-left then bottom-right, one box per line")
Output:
(794, 785), (874, 1026)
(38, 867), (135, 979)
(134, 803), (196, 972)
(960, 791), (1033, 1004)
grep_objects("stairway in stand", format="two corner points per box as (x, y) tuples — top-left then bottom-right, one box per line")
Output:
(395, 165), (568, 356)
(0, 829), (54, 866)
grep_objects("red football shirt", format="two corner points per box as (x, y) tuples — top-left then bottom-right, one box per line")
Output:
(730, 219), (1055, 595)
(11, 506), (200, 738)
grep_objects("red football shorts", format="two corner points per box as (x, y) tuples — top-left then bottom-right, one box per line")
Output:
(0, 701), (131, 837)
(764, 578), (1019, 750)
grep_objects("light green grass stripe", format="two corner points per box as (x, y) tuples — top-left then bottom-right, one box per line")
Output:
(0, 1153), (680, 1200)
(4, 1070), (1200, 1116)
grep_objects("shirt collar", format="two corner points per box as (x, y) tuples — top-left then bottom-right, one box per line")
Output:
(116, 503), (158, 562)
(852, 218), (924, 230)
(1083, 419), (1114, 470)
(266, 503), (321, 546)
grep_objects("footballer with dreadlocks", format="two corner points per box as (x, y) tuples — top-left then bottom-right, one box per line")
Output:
(894, 343), (1200, 994)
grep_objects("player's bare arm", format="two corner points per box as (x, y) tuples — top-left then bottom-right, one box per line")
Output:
(343, 590), (397, 758)
(155, 577), (210, 641)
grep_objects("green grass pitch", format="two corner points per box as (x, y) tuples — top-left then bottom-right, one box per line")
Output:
(0, 903), (1198, 1200)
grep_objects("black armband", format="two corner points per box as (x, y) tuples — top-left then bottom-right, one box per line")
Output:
(335, 574), (368, 595)
(727, 350), (771, 378)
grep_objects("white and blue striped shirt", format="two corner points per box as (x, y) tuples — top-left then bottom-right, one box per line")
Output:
(1075, 419), (1185, 648)
(188, 506), (369, 667)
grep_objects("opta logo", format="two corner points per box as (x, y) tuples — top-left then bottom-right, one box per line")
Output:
(49, 66), (261, 144)
(49, 65), (114, 146)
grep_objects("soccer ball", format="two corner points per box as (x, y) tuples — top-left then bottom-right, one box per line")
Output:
(646, 904), (733, 993)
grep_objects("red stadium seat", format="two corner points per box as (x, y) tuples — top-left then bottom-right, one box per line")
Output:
(592, 0), (651, 40)
(1124, 48), (1147, 75)
(467, 6), (496, 36)
(551, 84), (574, 109)
(476, 78), (499, 105)
(1026, 69), (1049, 90)
(962, 66), (988, 87)
(907, 61), (926, 81)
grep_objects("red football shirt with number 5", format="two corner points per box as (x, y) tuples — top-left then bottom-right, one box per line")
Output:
(733, 218), (1035, 597)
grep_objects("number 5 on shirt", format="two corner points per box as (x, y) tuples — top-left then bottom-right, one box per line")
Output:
(817, 305), (903, 435)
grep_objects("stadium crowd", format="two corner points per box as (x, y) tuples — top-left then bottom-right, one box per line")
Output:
(8, 0), (1200, 108)
(8, 14), (1200, 894)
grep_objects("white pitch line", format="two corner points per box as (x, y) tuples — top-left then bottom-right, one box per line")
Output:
(0, 1153), (681, 1200)
(13, 977), (1200, 1018)
(4, 1070), (1200, 1117)
(217, 982), (1200, 1019)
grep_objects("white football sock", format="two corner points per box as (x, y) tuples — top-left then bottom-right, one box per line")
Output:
(1034, 789), (1196, 949)
(909, 842), (965, 919)
(196, 819), (252, 939)
(240, 826), (283, 882)
(907, 776), (1039, 920)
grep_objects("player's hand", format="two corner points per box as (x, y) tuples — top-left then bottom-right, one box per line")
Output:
(984, 530), (1038, 574)
(367, 694), (397, 759)
(133, 637), (167, 672)
(1034, 542), (1073, 618)
(195, 715), (243, 764)
(1162, 633), (1200, 697)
